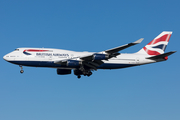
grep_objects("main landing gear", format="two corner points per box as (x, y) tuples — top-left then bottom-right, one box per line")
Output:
(77, 75), (81, 79)
(19, 65), (24, 74)
(74, 69), (93, 79)
(76, 71), (92, 79)
(74, 66), (93, 79)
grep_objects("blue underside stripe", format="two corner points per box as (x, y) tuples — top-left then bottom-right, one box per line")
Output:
(8, 61), (136, 69)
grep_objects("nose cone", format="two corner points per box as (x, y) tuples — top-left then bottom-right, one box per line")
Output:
(3, 53), (11, 61)
(3, 55), (7, 61)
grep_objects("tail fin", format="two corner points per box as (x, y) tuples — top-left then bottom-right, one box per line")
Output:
(137, 31), (172, 56)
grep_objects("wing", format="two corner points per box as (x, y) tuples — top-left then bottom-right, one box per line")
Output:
(54, 54), (104, 70)
(54, 38), (143, 70)
(104, 38), (144, 54)
(80, 38), (144, 61)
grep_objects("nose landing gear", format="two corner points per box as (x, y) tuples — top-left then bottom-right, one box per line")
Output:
(19, 65), (24, 73)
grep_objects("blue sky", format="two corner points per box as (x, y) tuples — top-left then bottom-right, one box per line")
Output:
(0, 0), (180, 120)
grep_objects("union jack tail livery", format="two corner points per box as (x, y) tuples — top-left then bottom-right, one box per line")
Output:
(137, 31), (172, 56)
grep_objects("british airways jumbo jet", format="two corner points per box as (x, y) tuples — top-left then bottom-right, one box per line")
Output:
(3, 31), (176, 78)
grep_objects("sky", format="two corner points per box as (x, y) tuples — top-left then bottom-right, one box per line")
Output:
(0, 0), (180, 120)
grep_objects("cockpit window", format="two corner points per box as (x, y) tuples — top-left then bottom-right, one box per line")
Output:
(14, 49), (19, 51)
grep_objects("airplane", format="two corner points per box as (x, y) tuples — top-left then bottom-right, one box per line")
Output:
(3, 31), (176, 78)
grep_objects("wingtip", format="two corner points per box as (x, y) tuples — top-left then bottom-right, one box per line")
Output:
(134, 38), (144, 44)
(168, 51), (177, 56)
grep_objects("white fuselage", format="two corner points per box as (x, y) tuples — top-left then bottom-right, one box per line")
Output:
(3, 47), (157, 69)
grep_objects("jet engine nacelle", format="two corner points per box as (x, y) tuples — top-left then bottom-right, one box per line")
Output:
(93, 54), (109, 60)
(57, 69), (71, 75)
(67, 60), (81, 67)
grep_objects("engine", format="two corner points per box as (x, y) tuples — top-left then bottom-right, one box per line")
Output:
(57, 69), (71, 75)
(67, 60), (80, 67)
(93, 54), (109, 60)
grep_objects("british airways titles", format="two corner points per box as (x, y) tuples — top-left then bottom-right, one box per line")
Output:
(36, 53), (69, 57)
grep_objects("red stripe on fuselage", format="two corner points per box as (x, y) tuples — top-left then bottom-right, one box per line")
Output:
(23, 49), (49, 52)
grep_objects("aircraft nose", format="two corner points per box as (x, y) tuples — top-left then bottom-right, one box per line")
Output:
(3, 54), (8, 61)
(3, 55), (6, 60)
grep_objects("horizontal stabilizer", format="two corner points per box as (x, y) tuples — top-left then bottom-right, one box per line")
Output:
(146, 51), (176, 60)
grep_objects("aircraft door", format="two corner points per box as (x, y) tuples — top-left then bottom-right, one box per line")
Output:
(136, 57), (139, 64)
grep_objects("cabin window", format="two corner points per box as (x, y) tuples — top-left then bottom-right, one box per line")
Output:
(14, 49), (19, 51)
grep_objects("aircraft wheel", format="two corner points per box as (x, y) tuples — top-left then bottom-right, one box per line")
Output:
(20, 70), (24, 74)
(87, 72), (92, 77)
(77, 75), (81, 79)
